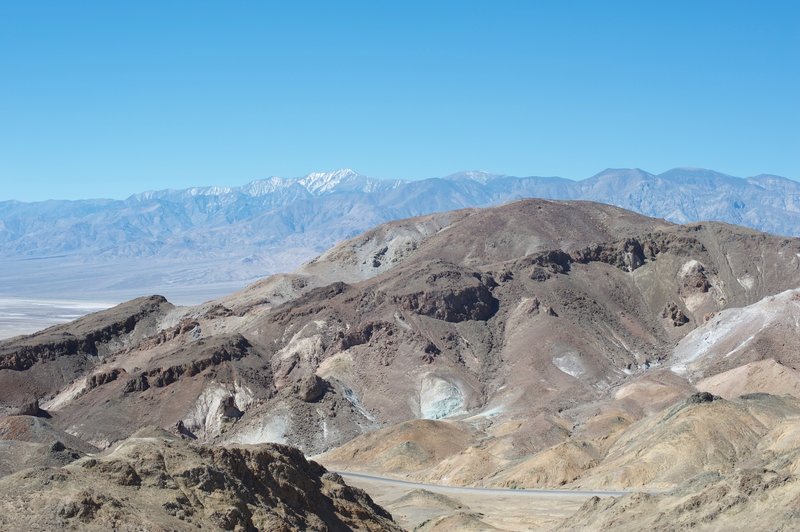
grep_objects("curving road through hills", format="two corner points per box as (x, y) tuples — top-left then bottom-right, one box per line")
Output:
(336, 470), (634, 498)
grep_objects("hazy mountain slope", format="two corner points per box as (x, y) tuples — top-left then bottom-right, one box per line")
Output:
(2, 167), (799, 305)
(4, 168), (797, 260)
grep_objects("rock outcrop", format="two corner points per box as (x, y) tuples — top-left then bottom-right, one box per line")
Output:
(0, 295), (171, 372)
(0, 429), (400, 531)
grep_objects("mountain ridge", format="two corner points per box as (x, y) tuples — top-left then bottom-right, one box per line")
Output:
(3, 166), (800, 307)
(5, 166), (797, 205)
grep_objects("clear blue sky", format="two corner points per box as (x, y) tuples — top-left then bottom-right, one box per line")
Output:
(1, 1), (798, 201)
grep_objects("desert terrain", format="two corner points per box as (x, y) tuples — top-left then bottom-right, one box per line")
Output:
(2, 199), (800, 530)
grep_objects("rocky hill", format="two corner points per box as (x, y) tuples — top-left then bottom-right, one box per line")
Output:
(0, 427), (399, 531)
(2, 198), (800, 529)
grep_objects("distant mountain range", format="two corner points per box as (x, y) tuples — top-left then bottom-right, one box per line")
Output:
(1, 167), (799, 303)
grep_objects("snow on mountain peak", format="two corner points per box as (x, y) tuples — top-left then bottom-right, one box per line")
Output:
(131, 185), (234, 201)
(241, 176), (292, 196)
(298, 169), (364, 194)
(186, 185), (233, 197)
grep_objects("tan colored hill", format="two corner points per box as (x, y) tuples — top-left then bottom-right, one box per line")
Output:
(320, 419), (478, 477)
(416, 511), (498, 531)
(697, 358), (800, 399)
(575, 393), (800, 490)
(561, 465), (800, 531)
(0, 428), (400, 531)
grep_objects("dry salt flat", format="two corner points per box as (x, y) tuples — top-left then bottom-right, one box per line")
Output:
(0, 297), (113, 339)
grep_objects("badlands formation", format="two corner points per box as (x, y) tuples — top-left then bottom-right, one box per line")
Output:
(2, 199), (800, 529)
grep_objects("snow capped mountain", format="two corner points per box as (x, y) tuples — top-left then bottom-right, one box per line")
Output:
(240, 176), (292, 196)
(130, 169), (405, 202)
(296, 169), (405, 195)
(186, 185), (235, 197)
(298, 168), (363, 194)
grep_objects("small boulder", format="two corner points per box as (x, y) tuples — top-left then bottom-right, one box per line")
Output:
(294, 374), (327, 402)
(688, 391), (718, 404)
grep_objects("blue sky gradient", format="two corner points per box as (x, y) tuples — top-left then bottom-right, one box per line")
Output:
(1, 1), (798, 200)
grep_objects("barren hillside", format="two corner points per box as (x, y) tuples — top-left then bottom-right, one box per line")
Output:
(2, 198), (800, 529)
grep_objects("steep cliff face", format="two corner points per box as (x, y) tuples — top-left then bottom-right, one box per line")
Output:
(0, 295), (171, 371)
(0, 295), (173, 413)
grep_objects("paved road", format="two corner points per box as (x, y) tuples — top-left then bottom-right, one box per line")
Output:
(336, 470), (633, 498)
